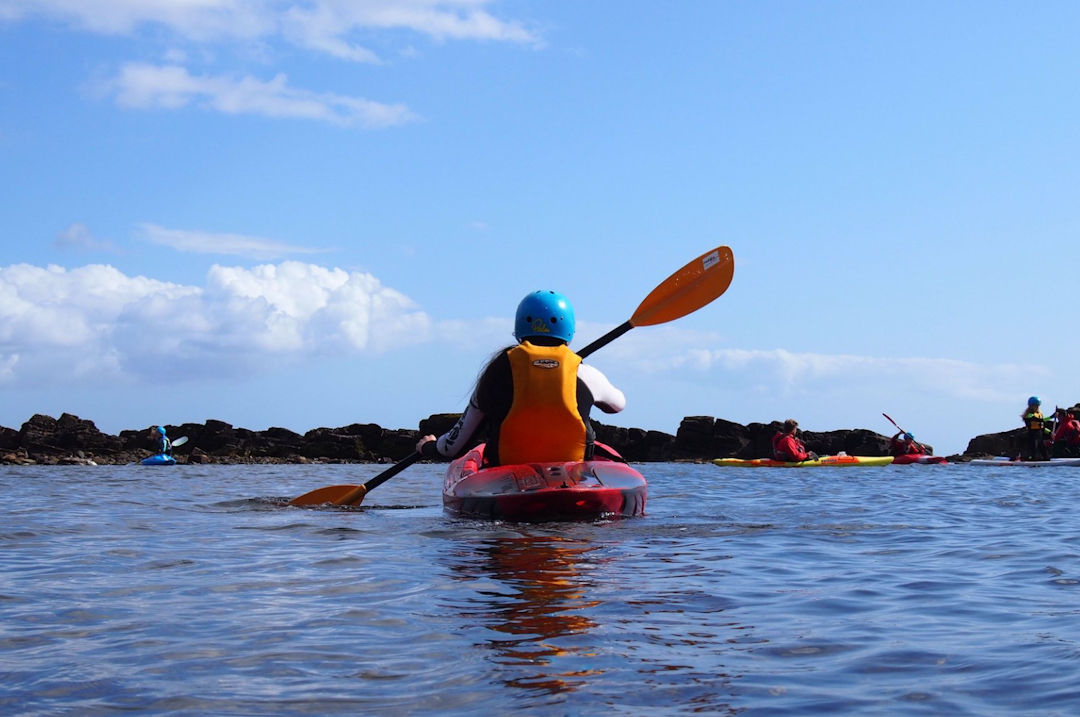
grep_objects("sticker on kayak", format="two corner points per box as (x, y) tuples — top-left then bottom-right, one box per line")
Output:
(702, 249), (721, 271)
(532, 358), (560, 369)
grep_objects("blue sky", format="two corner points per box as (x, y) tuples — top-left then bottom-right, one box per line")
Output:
(2, 1), (1079, 456)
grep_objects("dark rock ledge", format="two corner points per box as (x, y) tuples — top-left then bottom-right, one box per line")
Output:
(2, 410), (1058, 466)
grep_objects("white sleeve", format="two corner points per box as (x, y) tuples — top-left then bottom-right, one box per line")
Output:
(436, 394), (487, 458)
(578, 363), (626, 414)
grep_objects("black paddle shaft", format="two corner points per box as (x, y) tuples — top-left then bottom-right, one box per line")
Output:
(577, 320), (633, 360)
(364, 451), (422, 493)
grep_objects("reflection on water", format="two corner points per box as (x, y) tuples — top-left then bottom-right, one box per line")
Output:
(439, 527), (746, 712)
(447, 533), (606, 695)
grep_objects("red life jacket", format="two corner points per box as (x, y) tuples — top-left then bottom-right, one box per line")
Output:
(772, 431), (809, 462)
(889, 437), (923, 456)
(1054, 418), (1080, 446)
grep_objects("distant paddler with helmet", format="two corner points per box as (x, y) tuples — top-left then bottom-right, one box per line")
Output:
(888, 431), (925, 457)
(1020, 396), (1051, 461)
(415, 290), (626, 466)
(881, 413), (930, 456)
(152, 425), (172, 456)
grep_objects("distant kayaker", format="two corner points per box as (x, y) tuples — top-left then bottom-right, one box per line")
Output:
(1051, 408), (1080, 458)
(153, 425), (172, 456)
(415, 290), (626, 466)
(771, 419), (817, 462)
(1019, 396), (1050, 461)
(888, 431), (925, 456)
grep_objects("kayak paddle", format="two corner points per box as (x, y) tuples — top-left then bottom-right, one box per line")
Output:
(577, 245), (735, 358)
(288, 245), (735, 508)
(882, 413), (927, 453)
(288, 452), (422, 507)
(171, 436), (188, 448)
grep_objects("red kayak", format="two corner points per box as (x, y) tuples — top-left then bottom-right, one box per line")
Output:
(443, 442), (647, 521)
(891, 454), (948, 465)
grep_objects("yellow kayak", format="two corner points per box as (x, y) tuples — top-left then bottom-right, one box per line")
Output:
(712, 455), (895, 468)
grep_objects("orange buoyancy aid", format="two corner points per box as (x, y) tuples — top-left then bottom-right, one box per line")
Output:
(498, 342), (586, 464)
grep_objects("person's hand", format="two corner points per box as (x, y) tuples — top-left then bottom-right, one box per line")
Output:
(416, 434), (436, 453)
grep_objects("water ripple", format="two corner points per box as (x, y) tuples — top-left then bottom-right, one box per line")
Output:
(3, 463), (1080, 713)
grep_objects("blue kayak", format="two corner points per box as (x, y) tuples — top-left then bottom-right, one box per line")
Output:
(141, 454), (177, 466)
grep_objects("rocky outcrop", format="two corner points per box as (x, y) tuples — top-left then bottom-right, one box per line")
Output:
(963, 429), (1022, 459)
(593, 423), (674, 461)
(0, 424), (20, 452)
(20, 413), (122, 455)
(2, 414), (428, 466)
(2, 409), (1051, 465)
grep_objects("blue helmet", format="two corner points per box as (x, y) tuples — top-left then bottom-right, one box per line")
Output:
(904, 432), (914, 441)
(1028, 396), (1041, 406)
(157, 426), (166, 435)
(514, 290), (575, 343)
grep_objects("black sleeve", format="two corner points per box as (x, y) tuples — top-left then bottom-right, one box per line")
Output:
(475, 351), (513, 423)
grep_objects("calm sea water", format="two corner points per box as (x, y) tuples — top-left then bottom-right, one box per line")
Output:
(2, 462), (1079, 716)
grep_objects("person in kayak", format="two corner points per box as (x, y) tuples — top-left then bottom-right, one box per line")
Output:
(1019, 396), (1050, 461)
(1051, 407), (1080, 458)
(771, 419), (817, 462)
(888, 431), (925, 456)
(153, 425), (172, 456)
(415, 290), (626, 466)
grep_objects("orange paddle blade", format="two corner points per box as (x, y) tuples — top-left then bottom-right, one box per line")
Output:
(630, 246), (734, 327)
(286, 452), (419, 509)
(288, 484), (366, 507)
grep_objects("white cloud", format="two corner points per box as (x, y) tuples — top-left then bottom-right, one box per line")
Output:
(0, 261), (431, 386)
(0, 264), (196, 349)
(0, 0), (274, 37)
(692, 347), (1045, 403)
(203, 262), (429, 353)
(54, 223), (119, 253)
(137, 222), (329, 260)
(0, 353), (17, 380)
(1, 0), (538, 60)
(582, 325), (1050, 406)
(108, 64), (416, 126)
(283, 1), (538, 60)
(163, 47), (188, 63)
(8, 1), (535, 124)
